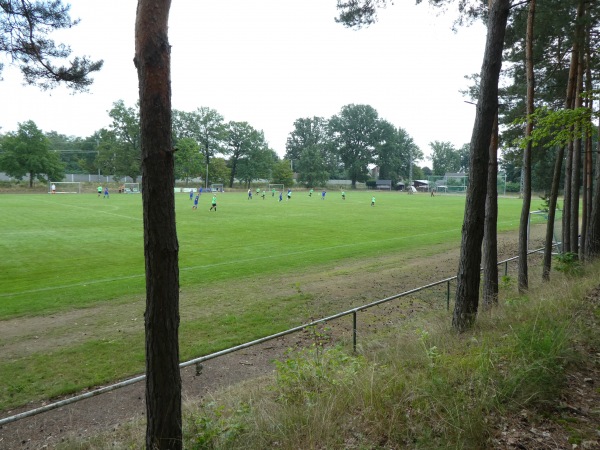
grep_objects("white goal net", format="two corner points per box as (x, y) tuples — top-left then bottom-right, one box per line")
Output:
(49, 182), (81, 194)
(123, 182), (140, 193)
(268, 184), (284, 194)
(528, 209), (562, 253)
(210, 183), (224, 192)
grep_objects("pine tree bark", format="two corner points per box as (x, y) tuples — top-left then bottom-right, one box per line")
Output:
(584, 117), (600, 259)
(570, 39), (585, 257)
(134, 1), (182, 448)
(517, 0), (536, 293)
(483, 112), (499, 307)
(452, 0), (510, 331)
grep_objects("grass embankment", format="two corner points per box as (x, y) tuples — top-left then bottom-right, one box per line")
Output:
(1, 192), (529, 411)
(67, 261), (600, 449)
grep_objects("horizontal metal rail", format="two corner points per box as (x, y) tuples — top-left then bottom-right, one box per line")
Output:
(0, 247), (544, 426)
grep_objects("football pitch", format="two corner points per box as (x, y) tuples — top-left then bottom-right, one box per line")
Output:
(0, 190), (526, 409)
(1, 190), (524, 319)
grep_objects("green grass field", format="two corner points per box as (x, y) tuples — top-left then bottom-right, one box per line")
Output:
(0, 190), (526, 318)
(0, 190), (527, 409)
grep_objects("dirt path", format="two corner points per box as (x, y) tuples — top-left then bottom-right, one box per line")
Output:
(0, 229), (546, 449)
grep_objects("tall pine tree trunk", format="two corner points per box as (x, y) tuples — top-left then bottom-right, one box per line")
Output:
(452, 0), (510, 331)
(542, 146), (565, 280)
(483, 112), (499, 307)
(584, 116), (600, 259)
(134, 1), (182, 448)
(542, 26), (581, 278)
(581, 44), (593, 259)
(570, 41), (585, 257)
(517, 0), (536, 293)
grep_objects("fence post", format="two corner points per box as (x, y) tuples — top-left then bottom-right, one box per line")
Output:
(353, 311), (357, 353)
(447, 280), (451, 311)
(505, 261), (509, 277)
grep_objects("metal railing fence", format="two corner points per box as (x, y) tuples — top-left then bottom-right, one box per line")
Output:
(0, 247), (545, 426)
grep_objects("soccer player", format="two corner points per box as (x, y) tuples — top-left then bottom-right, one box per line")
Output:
(247, 189), (252, 200)
(371, 196), (375, 206)
(97, 185), (102, 197)
(321, 190), (326, 200)
(287, 189), (291, 201)
(210, 194), (217, 211)
(189, 190), (194, 201)
(279, 191), (283, 202)
(104, 187), (109, 199)
(342, 191), (346, 200)
(261, 191), (266, 200)
(309, 188), (313, 197)
(51, 183), (56, 194)
(272, 188), (275, 197)
(192, 194), (199, 209)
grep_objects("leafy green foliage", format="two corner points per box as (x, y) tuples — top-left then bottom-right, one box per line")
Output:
(514, 106), (596, 150)
(328, 104), (386, 187)
(377, 124), (423, 185)
(174, 137), (203, 184)
(554, 252), (583, 277)
(96, 100), (142, 182)
(429, 140), (464, 176)
(173, 107), (228, 170)
(186, 402), (248, 449)
(274, 345), (365, 405)
(224, 121), (271, 188)
(295, 145), (330, 187)
(270, 159), (294, 186)
(0, 120), (65, 185)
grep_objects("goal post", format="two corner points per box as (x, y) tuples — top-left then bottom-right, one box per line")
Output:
(528, 209), (562, 254)
(210, 183), (224, 192)
(268, 184), (284, 193)
(123, 182), (140, 193)
(49, 181), (81, 194)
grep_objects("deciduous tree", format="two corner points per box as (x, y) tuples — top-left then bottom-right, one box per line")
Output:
(0, 120), (64, 186)
(296, 145), (330, 187)
(377, 124), (422, 185)
(224, 121), (268, 188)
(271, 159), (294, 186)
(173, 107), (227, 187)
(328, 104), (384, 188)
(174, 137), (202, 185)
(429, 141), (461, 176)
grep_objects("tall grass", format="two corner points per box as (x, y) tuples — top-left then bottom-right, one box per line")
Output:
(172, 263), (600, 450)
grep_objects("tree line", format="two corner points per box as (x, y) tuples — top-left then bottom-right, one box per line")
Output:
(1, 101), (494, 190)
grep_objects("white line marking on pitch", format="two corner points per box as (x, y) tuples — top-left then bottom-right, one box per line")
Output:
(2, 220), (519, 298)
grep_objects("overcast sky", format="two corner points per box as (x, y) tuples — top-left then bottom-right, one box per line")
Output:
(0, 1), (486, 163)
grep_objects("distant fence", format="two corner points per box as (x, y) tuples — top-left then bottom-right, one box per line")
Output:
(0, 248), (545, 426)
